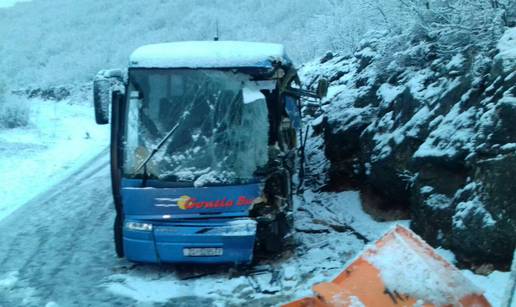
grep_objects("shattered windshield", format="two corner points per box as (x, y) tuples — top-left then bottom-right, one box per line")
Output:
(123, 69), (271, 186)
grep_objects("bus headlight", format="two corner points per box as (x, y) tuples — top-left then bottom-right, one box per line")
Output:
(125, 221), (153, 231)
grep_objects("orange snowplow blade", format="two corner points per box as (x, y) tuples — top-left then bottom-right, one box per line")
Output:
(284, 225), (490, 307)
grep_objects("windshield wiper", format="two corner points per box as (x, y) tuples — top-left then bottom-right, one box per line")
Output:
(135, 121), (181, 175)
(133, 78), (211, 182)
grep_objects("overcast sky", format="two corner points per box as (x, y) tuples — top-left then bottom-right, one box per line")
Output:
(0, 0), (30, 8)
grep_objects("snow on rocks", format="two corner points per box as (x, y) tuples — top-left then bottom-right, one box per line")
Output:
(453, 196), (496, 230)
(377, 83), (405, 105)
(299, 28), (516, 265)
(496, 27), (516, 71)
(413, 103), (477, 160)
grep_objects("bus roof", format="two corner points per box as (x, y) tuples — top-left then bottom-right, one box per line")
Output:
(129, 41), (289, 69)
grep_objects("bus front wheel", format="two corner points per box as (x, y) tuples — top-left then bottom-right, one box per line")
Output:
(114, 215), (124, 258)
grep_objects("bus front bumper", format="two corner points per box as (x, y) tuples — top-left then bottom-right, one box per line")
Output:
(122, 218), (256, 264)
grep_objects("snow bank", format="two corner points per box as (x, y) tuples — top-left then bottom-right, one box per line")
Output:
(130, 41), (288, 69)
(0, 98), (109, 221)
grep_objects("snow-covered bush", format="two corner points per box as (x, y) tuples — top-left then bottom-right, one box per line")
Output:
(366, 0), (510, 78)
(0, 95), (30, 129)
(392, 0), (509, 54)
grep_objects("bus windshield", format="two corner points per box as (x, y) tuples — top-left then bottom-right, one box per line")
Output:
(123, 69), (271, 186)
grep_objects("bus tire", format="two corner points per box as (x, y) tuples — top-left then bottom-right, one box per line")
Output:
(261, 211), (291, 253)
(114, 214), (124, 258)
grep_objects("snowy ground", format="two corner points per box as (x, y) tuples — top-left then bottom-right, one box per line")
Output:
(0, 98), (109, 221)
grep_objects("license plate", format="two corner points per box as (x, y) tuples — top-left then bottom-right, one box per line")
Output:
(183, 247), (223, 257)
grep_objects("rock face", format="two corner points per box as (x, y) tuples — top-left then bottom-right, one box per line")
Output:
(299, 28), (516, 265)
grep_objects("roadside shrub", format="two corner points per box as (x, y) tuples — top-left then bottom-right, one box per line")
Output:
(0, 95), (30, 129)
(393, 0), (508, 55)
(369, 0), (509, 75)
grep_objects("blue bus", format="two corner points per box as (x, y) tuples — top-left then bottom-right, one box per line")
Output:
(93, 41), (327, 264)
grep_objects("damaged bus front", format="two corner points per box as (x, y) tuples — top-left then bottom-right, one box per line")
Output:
(93, 41), (327, 264)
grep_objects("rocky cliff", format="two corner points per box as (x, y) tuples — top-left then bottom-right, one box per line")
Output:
(299, 27), (516, 266)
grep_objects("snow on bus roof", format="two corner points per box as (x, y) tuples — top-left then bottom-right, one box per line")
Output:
(129, 41), (289, 69)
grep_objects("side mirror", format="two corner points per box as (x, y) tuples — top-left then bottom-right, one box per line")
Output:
(93, 69), (126, 125)
(316, 78), (329, 98)
(104, 69), (124, 80)
(93, 78), (111, 125)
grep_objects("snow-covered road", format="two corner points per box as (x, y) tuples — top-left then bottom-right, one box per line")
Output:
(0, 151), (138, 306)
